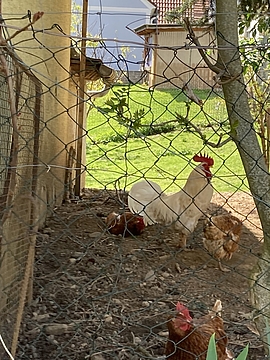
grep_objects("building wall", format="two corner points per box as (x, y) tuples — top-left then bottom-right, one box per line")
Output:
(119, 70), (148, 84)
(149, 27), (217, 89)
(75, 0), (155, 71)
(3, 1), (77, 222)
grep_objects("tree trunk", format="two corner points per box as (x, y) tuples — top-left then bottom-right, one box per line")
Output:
(216, 0), (270, 354)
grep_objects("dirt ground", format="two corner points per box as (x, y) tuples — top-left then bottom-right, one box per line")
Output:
(18, 189), (265, 360)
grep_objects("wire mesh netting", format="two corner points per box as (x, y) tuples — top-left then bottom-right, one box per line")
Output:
(0, 2), (269, 360)
(0, 46), (42, 358)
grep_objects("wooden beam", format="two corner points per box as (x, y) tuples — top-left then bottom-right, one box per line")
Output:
(75, 0), (88, 196)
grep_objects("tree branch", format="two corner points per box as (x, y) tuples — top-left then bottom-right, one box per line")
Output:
(183, 17), (221, 73)
(4, 11), (44, 43)
(175, 110), (232, 148)
(183, 17), (241, 84)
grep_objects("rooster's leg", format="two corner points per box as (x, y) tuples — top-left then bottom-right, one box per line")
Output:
(218, 260), (230, 272)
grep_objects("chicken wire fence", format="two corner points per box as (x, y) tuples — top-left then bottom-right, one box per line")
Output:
(0, 45), (42, 358)
(0, 7), (269, 360)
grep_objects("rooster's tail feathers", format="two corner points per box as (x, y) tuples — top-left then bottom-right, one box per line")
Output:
(128, 180), (162, 225)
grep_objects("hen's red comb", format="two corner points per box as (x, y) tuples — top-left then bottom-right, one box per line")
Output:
(176, 302), (192, 320)
(193, 153), (214, 166)
(176, 302), (186, 312)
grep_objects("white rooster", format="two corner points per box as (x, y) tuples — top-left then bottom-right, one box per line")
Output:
(128, 153), (214, 248)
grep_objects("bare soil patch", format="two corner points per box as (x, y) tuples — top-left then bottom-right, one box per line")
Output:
(18, 189), (264, 359)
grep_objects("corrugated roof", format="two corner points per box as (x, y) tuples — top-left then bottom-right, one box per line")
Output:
(70, 47), (117, 83)
(149, 0), (209, 24)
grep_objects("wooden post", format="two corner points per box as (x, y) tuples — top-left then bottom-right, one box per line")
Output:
(150, 32), (158, 88)
(75, 0), (88, 196)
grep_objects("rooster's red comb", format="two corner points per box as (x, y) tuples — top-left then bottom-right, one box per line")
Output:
(193, 153), (214, 166)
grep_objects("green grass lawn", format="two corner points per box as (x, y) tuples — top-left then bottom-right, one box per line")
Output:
(85, 85), (249, 193)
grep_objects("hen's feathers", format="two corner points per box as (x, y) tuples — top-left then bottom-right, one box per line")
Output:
(203, 214), (242, 270)
(165, 300), (233, 360)
(106, 211), (145, 236)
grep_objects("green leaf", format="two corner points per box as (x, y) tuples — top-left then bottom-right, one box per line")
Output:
(235, 344), (249, 360)
(119, 98), (128, 106)
(206, 334), (248, 360)
(230, 119), (239, 137)
(105, 99), (115, 106)
(206, 334), (217, 360)
(101, 107), (111, 113)
(231, 119), (239, 130)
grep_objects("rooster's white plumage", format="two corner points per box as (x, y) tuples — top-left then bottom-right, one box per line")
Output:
(128, 153), (214, 247)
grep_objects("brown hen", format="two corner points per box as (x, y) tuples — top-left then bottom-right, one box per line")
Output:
(106, 211), (145, 237)
(203, 213), (243, 272)
(165, 300), (233, 360)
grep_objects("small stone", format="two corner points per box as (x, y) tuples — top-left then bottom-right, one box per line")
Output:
(157, 302), (166, 306)
(89, 232), (102, 238)
(73, 252), (84, 258)
(142, 301), (151, 307)
(112, 299), (122, 305)
(35, 314), (50, 322)
(159, 255), (170, 261)
(132, 335), (141, 345)
(162, 271), (171, 278)
(144, 269), (155, 282)
(158, 330), (169, 337)
(96, 336), (104, 342)
(91, 354), (106, 360)
(44, 323), (69, 335)
(104, 314), (113, 323)
(48, 335), (58, 345)
(43, 228), (53, 234)
(175, 263), (181, 273)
